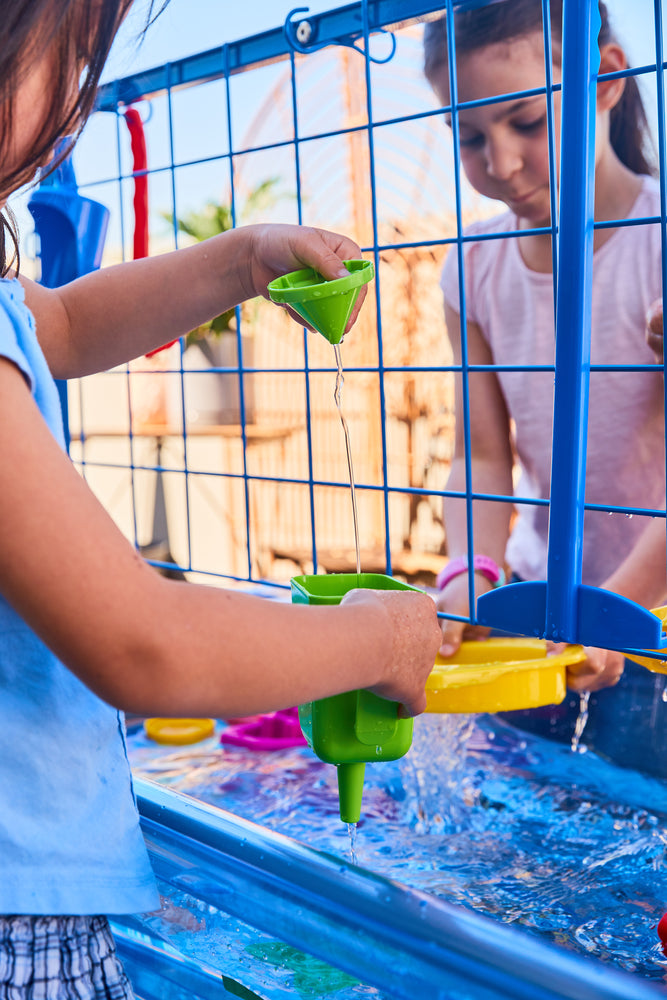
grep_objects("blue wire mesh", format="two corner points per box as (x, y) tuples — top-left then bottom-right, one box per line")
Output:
(38, 0), (667, 656)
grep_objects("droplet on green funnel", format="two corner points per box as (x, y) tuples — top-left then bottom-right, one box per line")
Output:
(267, 259), (374, 345)
(337, 761), (366, 824)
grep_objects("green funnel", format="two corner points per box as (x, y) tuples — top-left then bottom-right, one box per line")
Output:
(267, 259), (374, 345)
(291, 572), (417, 823)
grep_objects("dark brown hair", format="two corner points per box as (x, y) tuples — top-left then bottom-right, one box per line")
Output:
(0, 0), (169, 274)
(423, 0), (655, 179)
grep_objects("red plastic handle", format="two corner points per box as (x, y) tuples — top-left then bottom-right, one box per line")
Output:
(124, 106), (178, 358)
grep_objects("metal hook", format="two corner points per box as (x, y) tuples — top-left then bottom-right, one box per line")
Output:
(283, 6), (396, 65)
(117, 99), (154, 126)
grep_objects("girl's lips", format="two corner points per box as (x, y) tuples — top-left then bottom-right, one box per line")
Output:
(508, 187), (540, 204)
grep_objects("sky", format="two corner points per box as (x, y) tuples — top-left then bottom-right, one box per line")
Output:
(95, 0), (666, 196)
(102, 0), (352, 82)
(101, 0), (652, 83)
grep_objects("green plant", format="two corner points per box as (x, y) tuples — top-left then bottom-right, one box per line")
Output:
(163, 178), (286, 349)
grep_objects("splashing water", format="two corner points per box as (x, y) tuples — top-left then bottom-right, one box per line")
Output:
(128, 713), (667, 982)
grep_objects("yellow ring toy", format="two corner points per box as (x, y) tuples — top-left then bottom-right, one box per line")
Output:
(425, 638), (586, 714)
(144, 718), (216, 745)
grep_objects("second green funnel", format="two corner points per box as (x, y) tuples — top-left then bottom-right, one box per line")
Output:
(291, 572), (418, 823)
(267, 259), (374, 345)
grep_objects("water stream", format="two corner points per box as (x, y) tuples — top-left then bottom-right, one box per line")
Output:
(333, 343), (361, 581)
(346, 821), (359, 865)
(570, 691), (591, 754)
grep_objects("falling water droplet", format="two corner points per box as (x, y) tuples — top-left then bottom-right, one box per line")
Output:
(571, 691), (590, 753)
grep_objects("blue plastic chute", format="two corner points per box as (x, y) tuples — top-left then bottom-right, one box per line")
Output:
(28, 144), (109, 288)
(27, 143), (110, 446)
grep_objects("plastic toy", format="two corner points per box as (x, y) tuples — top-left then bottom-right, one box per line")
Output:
(28, 141), (110, 448)
(657, 912), (667, 956)
(425, 638), (586, 714)
(28, 142), (110, 289)
(267, 259), (374, 344)
(220, 707), (307, 751)
(123, 106), (180, 359)
(144, 718), (216, 745)
(290, 572), (417, 824)
(124, 107), (149, 262)
(622, 605), (667, 674)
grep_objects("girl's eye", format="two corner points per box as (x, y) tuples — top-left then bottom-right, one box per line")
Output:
(458, 132), (484, 149)
(514, 115), (547, 134)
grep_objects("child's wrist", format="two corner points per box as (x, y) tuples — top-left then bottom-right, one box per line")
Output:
(436, 554), (505, 592)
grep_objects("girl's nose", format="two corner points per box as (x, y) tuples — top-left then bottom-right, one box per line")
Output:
(485, 139), (522, 181)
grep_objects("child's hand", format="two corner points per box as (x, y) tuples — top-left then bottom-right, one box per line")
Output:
(340, 588), (441, 717)
(246, 223), (367, 335)
(435, 572), (493, 657)
(151, 896), (206, 932)
(549, 642), (624, 691)
(646, 298), (663, 363)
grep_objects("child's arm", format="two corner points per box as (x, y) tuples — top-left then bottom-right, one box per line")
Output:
(567, 297), (666, 691)
(437, 303), (514, 656)
(21, 224), (365, 378)
(564, 514), (667, 692)
(568, 296), (665, 691)
(647, 299), (663, 363)
(438, 304), (661, 695)
(0, 356), (441, 718)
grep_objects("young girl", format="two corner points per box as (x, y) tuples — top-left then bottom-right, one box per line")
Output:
(424, 4), (667, 722)
(0, 2), (442, 996)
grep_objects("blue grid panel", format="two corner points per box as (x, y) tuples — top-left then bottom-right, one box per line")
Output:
(51, 0), (667, 654)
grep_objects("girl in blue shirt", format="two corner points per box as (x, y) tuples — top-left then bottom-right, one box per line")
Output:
(0, 2), (441, 997)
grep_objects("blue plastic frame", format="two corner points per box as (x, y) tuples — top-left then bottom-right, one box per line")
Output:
(114, 778), (665, 1000)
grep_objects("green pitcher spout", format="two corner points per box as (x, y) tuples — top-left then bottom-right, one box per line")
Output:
(337, 763), (366, 825)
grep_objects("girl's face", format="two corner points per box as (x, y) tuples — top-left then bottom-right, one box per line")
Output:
(431, 31), (560, 227)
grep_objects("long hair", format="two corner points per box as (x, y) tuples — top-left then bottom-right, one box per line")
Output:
(0, 0), (169, 274)
(423, 0), (655, 179)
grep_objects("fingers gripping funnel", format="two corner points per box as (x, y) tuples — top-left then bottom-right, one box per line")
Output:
(290, 573), (417, 823)
(268, 260), (374, 345)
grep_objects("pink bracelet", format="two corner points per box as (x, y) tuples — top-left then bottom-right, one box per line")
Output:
(436, 554), (506, 591)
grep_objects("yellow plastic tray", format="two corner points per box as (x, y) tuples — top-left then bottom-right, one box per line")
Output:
(425, 638), (586, 714)
(624, 605), (667, 674)
(144, 718), (216, 745)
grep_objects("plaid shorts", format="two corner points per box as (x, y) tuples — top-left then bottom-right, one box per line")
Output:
(0, 915), (135, 999)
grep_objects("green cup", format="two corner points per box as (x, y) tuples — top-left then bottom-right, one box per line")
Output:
(267, 260), (374, 345)
(290, 572), (418, 823)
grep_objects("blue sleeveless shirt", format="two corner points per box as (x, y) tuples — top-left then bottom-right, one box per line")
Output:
(0, 278), (159, 914)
